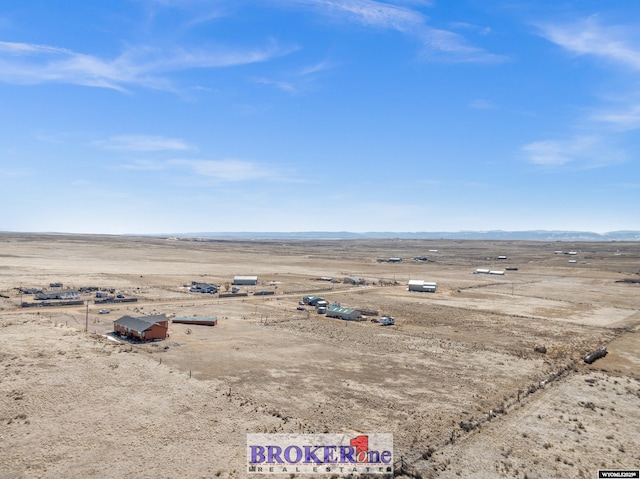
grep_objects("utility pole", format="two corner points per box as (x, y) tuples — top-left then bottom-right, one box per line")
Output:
(85, 300), (89, 332)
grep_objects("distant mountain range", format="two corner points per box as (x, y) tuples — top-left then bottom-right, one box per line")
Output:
(169, 230), (640, 241)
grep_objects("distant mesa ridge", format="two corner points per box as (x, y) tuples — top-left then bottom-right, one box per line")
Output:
(166, 230), (640, 241)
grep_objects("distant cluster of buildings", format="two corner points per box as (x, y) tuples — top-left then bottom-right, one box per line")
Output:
(187, 276), (260, 295)
(20, 247), (529, 343)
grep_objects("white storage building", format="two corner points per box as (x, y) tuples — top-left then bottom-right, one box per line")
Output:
(233, 275), (258, 286)
(407, 280), (437, 292)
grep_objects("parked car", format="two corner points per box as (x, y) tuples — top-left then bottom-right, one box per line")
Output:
(297, 306), (305, 311)
(380, 316), (395, 326)
(98, 309), (110, 314)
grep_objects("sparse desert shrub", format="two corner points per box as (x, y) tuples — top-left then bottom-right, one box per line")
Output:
(422, 446), (436, 460)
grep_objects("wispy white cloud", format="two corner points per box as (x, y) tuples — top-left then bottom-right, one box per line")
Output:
(537, 15), (640, 70)
(592, 103), (640, 130)
(532, 17), (640, 162)
(120, 159), (167, 171)
(279, 0), (503, 62)
(116, 156), (297, 183)
(288, 0), (424, 31)
(521, 136), (624, 168)
(450, 21), (491, 35)
(170, 159), (280, 182)
(252, 59), (334, 94)
(0, 41), (131, 91)
(252, 77), (298, 93)
(299, 59), (334, 76)
(0, 39), (296, 92)
(97, 134), (195, 151)
(390, 0), (432, 5)
(182, 8), (230, 29)
(0, 167), (33, 177)
(416, 27), (504, 63)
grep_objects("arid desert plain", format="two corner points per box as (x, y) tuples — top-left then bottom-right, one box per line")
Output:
(0, 233), (639, 478)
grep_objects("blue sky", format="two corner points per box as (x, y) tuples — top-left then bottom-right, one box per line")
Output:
(0, 0), (639, 234)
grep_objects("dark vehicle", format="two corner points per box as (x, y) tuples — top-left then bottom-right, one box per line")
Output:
(254, 290), (275, 296)
(584, 346), (607, 364)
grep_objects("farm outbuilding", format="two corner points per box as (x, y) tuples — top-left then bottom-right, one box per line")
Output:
(113, 314), (169, 341)
(233, 276), (258, 286)
(190, 282), (218, 294)
(326, 306), (361, 321)
(407, 280), (437, 292)
(303, 295), (323, 305)
(35, 289), (79, 300)
(172, 317), (218, 326)
(21, 288), (42, 294)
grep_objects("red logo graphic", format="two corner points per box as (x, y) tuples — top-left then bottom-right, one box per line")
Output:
(350, 435), (369, 463)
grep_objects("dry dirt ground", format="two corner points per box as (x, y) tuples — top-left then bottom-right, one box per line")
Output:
(0, 233), (639, 478)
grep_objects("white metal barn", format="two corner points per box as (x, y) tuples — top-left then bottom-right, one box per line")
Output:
(407, 280), (437, 292)
(233, 275), (258, 286)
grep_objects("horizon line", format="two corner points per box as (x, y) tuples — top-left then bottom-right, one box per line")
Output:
(1, 229), (639, 241)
